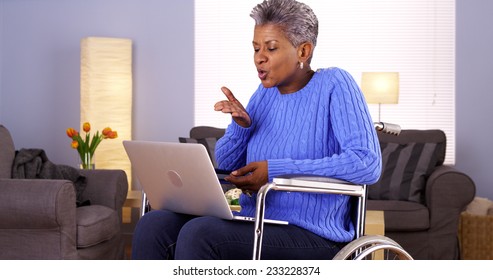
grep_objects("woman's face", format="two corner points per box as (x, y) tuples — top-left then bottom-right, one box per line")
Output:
(253, 24), (303, 94)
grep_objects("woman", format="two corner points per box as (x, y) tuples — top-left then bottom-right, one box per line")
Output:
(132, 0), (381, 260)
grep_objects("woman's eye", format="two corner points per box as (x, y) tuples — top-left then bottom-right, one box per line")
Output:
(253, 48), (276, 53)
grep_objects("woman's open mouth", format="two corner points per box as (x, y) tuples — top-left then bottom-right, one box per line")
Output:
(258, 69), (267, 80)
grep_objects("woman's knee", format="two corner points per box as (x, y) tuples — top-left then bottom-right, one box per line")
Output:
(175, 217), (233, 259)
(132, 210), (196, 259)
(134, 210), (171, 235)
(178, 216), (225, 242)
(175, 217), (253, 260)
(133, 210), (197, 248)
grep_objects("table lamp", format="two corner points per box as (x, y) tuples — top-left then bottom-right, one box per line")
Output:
(361, 72), (399, 122)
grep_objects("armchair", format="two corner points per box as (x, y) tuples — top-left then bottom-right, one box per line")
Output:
(0, 124), (128, 259)
(366, 129), (476, 259)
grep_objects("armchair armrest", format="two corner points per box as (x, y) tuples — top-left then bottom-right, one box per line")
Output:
(0, 179), (78, 259)
(0, 179), (77, 229)
(426, 165), (476, 211)
(79, 169), (128, 213)
(425, 165), (476, 259)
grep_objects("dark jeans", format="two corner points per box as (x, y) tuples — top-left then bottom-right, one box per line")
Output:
(131, 209), (346, 260)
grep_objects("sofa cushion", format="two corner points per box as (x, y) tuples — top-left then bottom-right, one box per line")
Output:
(0, 125), (15, 179)
(376, 129), (446, 165)
(179, 137), (219, 168)
(76, 205), (120, 248)
(367, 199), (430, 231)
(369, 141), (442, 204)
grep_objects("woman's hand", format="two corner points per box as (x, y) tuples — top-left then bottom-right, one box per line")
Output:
(224, 161), (268, 194)
(214, 86), (251, 128)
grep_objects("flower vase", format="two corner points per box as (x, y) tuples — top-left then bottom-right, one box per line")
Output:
(80, 152), (95, 170)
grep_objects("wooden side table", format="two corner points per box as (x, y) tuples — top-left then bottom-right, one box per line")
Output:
(364, 210), (385, 259)
(365, 210), (385, 236)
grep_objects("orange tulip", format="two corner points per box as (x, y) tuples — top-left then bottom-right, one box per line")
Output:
(66, 128), (78, 138)
(71, 140), (79, 149)
(107, 130), (118, 139)
(83, 122), (91, 133)
(103, 128), (118, 139)
(102, 127), (112, 136)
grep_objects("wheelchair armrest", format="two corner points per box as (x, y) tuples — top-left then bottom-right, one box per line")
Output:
(272, 176), (365, 196)
(275, 175), (349, 184)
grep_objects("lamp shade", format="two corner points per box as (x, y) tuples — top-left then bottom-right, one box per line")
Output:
(80, 37), (132, 183)
(361, 72), (399, 104)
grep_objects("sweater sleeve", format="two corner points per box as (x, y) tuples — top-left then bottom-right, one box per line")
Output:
(267, 69), (382, 184)
(215, 121), (252, 171)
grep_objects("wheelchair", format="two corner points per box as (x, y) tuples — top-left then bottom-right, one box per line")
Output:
(139, 122), (413, 260)
(252, 122), (412, 260)
(253, 176), (413, 260)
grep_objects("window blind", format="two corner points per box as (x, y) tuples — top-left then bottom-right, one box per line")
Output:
(195, 0), (455, 164)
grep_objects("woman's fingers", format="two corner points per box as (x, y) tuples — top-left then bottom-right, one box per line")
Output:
(216, 86), (252, 127)
(221, 86), (237, 102)
(224, 161), (268, 192)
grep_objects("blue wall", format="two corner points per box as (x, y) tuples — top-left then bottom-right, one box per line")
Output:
(1, 0), (493, 199)
(455, 0), (493, 200)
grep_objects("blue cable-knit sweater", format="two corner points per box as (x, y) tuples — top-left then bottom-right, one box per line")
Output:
(215, 67), (382, 242)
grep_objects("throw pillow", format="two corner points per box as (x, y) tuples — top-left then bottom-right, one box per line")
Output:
(178, 137), (219, 168)
(368, 142), (442, 204)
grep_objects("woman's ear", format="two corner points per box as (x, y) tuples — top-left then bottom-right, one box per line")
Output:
(297, 42), (314, 63)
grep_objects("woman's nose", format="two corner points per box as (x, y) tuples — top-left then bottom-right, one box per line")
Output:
(255, 50), (267, 65)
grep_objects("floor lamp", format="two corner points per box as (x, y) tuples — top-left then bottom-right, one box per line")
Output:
(361, 72), (399, 122)
(80, 37), (133, 187)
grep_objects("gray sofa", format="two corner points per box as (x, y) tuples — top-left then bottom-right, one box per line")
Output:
(0, 124), (128, 259)
(181, 126), (476, 260)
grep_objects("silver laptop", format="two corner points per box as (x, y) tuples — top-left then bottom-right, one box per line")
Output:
(123, 140), (288, 225)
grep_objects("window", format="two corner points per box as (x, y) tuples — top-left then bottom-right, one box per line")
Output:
(195, 0), (455, 163)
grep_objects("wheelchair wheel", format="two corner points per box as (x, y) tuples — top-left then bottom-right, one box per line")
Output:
(333, 235), (414, 260)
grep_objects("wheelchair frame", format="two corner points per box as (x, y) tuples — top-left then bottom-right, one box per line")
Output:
(253, 177), (413, 260)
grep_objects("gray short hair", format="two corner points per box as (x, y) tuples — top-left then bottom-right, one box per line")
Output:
(250, 0), (318, 47)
